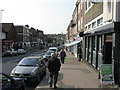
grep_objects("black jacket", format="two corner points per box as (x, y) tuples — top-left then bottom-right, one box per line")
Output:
(48, 57), (61, 72)
(60, 51), (66, 57)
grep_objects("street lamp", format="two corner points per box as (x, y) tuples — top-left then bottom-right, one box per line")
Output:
(0, 10), (4, 74)
(0, 10), (4, 39)
(0, 10), (4, 23)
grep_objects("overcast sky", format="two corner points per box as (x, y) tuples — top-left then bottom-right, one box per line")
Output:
(0, 0), (76, 34)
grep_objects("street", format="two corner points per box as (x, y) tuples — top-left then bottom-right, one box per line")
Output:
(2, 49), (47, 90)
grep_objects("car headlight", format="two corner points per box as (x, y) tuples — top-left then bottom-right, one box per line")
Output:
(43, 55), (46, 58)
(11, 68), (16, 76)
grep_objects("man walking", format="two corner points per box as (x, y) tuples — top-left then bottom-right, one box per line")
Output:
(48, 53), (61, 88)
(60, 49), (66, 64)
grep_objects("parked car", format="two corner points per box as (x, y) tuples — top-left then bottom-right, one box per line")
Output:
(11, 48), (18, 56)
(48, 47), (58, 52)
(48, 47), (59, 56)
(0, 73), (25, 90)
(11, 56), (46, 83)
(17, 49), (26, 54)
(3, 48), (17, 56)
(43, 51), (54, 62)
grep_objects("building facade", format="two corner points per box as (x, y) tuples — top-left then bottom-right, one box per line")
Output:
(15, 25), (30, 49)
(65, 0), (84, 59)
(66, 0), (120, 86)
(83, 0), (120, 86)
(2, 23), (17, 51)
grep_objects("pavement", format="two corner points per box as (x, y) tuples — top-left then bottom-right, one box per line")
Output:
(35, 51), (118, 89)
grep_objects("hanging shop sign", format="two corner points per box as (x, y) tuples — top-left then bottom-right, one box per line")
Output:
(100, 64), (114, 85)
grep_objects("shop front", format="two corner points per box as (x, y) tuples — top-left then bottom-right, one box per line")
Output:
(2, 40), (14, 51)
(83, 22), (120, 86)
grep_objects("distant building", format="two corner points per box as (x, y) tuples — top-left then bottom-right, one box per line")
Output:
(43, 34), (65, 48)
(65, 0), (84, 58)
(29, 27), (38, 47)
(15, 25), (30, 49)
(29, 27), (44, 49)
(2, 23), (17, 51)
(36, 29), (44, 44)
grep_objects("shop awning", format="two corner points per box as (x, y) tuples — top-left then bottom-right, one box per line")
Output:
(65, 40), (81, 47)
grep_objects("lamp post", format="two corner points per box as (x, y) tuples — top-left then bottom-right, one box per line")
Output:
(0, 10), (4, 78)
(0, 10), (4, 39)
(0, 10), (4, 23)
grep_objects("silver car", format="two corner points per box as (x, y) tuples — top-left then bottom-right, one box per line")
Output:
(11, 56), (46, 83)
(43, 51), (54, 62)
(17, 49), (26, 54)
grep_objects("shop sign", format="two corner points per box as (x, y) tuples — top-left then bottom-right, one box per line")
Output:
(100, 64), (114, 84)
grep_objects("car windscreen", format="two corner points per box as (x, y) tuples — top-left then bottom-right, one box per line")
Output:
(18, 58), (39, 66)
(49, 49), (56, 52)
(45, 51), (54, 55)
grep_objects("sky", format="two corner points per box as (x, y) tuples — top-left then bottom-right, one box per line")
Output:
(0, 0), (76, 34)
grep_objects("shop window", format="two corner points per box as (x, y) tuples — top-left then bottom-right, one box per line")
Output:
(88, 37), (91, 63)
(98, 35), (102, 53)
(92, 36), (96, 51)
(85, 37), (88, 60)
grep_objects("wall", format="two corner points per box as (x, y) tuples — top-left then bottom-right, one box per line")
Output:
(84, 2), (103, 25)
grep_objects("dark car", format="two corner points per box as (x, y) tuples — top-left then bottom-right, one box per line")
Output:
(11, 56), (46, 83)
(0, 73), (25, 90)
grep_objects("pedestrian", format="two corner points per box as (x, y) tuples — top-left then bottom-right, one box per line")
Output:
(60, 49), (66, 64)
(47, 53), (61, 89)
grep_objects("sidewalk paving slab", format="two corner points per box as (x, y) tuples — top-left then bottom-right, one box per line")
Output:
(35, 51), (118, 89)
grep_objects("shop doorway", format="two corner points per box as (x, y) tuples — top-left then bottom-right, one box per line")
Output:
(103, 34), (112, 64)
(103, 42), (112, 64)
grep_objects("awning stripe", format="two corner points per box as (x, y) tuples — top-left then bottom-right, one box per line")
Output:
(65, 40), (81, 47)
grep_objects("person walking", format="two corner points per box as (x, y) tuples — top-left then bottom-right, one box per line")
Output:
(60, 49), (66, 64)
(47, 53), (61, 89)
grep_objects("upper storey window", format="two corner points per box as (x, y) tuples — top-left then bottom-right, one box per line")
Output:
(85, 0), (93, 12)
